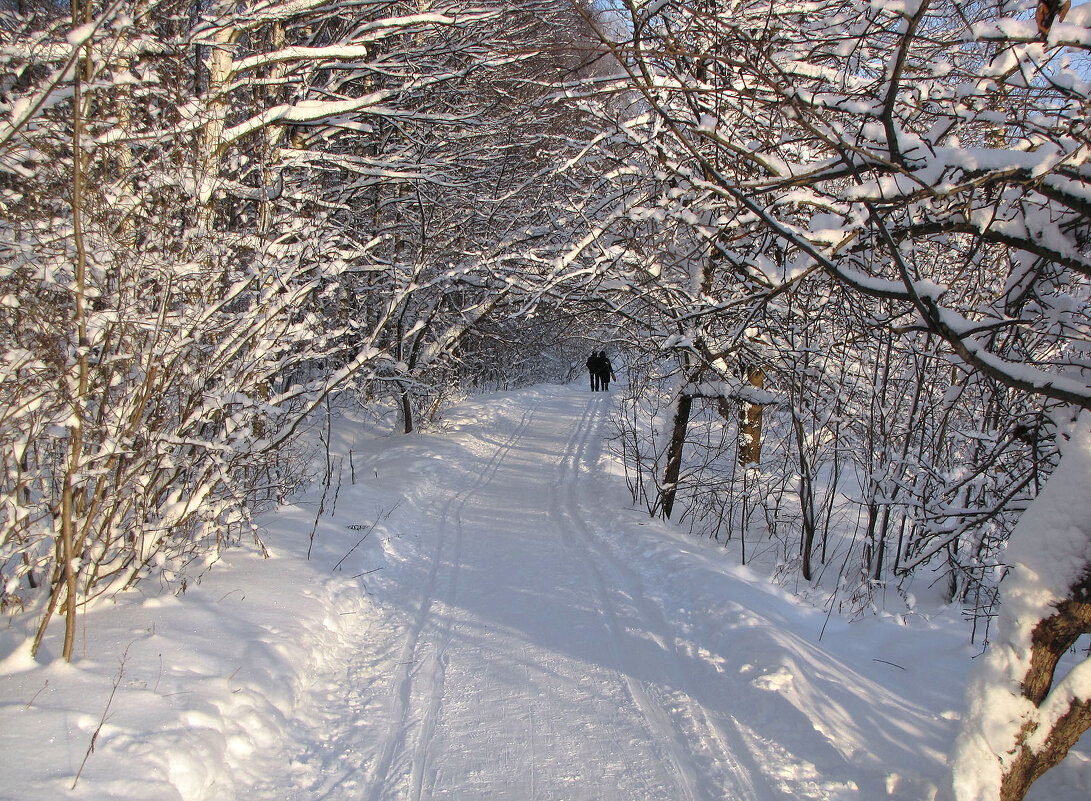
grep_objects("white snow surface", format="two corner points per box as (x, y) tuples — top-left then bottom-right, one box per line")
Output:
(1, 384), (1089, 800)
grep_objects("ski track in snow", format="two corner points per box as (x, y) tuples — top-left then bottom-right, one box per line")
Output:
(258, 392), (770, 801)
(366, 402), (541, 801)
(552, 398), (769, 801)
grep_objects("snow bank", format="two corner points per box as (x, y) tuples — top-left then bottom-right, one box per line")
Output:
(0, 409), (393, 800)
(951, 413), (1091, 801)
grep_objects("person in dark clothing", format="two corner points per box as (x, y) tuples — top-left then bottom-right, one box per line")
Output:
(597, 351), (616, 391)
(586, 352), (601, 391)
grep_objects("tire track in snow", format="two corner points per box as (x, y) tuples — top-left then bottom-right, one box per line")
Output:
(365, 402), (542, 801)
(550, 395), (773, 801)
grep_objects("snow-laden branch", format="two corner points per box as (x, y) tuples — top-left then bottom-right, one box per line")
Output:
(223, 10), (500, 77)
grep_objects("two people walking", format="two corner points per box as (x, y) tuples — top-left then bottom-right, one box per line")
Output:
(586, 351), (616, 392)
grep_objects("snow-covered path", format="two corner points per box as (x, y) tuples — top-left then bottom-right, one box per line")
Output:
(351, 393), (755, 801)
(3, 384), (1002, 801)
(242, 387), (961, 801)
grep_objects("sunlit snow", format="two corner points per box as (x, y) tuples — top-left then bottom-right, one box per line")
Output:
(2, 385), (1089, 800)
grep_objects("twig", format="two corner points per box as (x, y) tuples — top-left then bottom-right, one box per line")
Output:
(331, 503), (400, 572)
(332, 526), (372, 572)
(308, 397), (336, 559)
(23, 680), (49, 710)
(819, 525), (861, 641)
(351, 567), (384, 579)
(873, 658), (906, 670)
(72, 644), (130, 789)
(306, 488), (327, 560)
(329, 457), (344, 518)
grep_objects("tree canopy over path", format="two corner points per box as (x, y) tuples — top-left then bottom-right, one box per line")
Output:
(4, 0), (1091, 796)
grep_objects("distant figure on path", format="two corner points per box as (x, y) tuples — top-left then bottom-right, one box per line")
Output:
(586, 352), (602, 391)
(597, 351), (616, 391)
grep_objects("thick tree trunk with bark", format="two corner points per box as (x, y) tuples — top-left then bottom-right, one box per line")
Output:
(951, 418), (1091, 801)
(999, 580), (1091, 801)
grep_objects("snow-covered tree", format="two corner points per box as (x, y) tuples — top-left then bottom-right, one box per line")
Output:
(0, 0), (606, 660)
(585, 0), (1091, 796)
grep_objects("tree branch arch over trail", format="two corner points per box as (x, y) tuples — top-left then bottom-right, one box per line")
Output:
(572, 1), (1091, 799)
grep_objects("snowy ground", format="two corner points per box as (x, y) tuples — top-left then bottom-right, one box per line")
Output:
(2, 383), (1089, 800)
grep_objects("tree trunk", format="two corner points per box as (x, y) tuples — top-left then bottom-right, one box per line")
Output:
(951, 418), (1091, 801)
(660, 392), (693, 519)
(738, 366), (764, 465)
(59, 2), (93, 661)
(197, 24), (237, 228)
(794, 414), (816, 581)
(399, 383), (414, 434)
(998, 588), (1091, 801)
